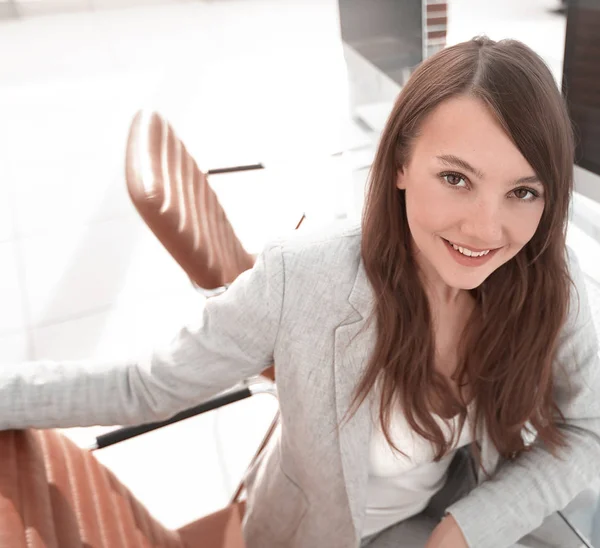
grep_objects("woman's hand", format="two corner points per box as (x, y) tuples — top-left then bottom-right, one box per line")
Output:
(425, 515), (469, 548)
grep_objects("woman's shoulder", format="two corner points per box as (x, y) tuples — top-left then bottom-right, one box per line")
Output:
(274, 221), (362, 265)
(266, 221), (364, 290)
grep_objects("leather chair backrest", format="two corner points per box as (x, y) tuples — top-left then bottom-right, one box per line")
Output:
(0, 429), (183, 548)
(125, 111), (255, 290)
(126, 111), (274, 384)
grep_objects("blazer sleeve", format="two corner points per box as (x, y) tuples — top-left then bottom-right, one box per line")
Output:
(0, 242), (285, 430)
(448, 250), (600, 548)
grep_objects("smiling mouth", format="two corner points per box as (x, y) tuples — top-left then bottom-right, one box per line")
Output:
(443, 239), (490, 257)
(442, 238), (501, 264)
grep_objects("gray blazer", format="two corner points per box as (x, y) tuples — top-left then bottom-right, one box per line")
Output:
(2, 225), (600, 548)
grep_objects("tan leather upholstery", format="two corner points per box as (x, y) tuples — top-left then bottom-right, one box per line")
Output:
(0, 429), (247, 548)
(125, 110), (255, 290)
(0, 429), (182, 548)
(178, 502), (246, 548)
(125, 109), (274, 387)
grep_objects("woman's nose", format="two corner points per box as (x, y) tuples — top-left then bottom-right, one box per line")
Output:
(460, 198), (504, 246)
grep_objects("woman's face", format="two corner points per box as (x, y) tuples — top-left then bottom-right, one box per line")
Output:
(397, 95), (546, 292)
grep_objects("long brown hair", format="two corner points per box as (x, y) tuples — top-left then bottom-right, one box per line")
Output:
(354, 37), (574, 462)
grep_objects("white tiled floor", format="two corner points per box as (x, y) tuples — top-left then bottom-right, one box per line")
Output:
(1, 0), (599, 536)
(20, 217), (195, 328)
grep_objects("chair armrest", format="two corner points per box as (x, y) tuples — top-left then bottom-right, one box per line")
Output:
(207, 163), (264, 175)
(91, 380), (276, 450)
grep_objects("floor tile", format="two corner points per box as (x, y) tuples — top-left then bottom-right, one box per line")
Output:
(0, 332), (29, 365)
(0, 241), (26, 334)
(31, 284), (204, 362)
(21, 216), (189, 328)
(1, 102), (138, 238)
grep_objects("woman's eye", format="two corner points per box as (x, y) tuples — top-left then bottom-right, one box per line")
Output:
(442, 173), (467, 187)
(512, 187), (538, 201)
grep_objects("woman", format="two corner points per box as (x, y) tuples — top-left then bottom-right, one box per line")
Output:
(1, 37), (599, 548)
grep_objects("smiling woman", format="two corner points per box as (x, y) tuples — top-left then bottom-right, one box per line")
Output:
(354, 36), (589, 546)
(0, 35), (597, 548)
(356, 35), (575, 455)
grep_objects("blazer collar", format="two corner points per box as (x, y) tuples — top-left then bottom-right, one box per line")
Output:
(348, 258), (373, 321)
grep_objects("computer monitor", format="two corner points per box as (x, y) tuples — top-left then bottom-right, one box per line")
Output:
(338, 0), (424, 86)
(562, 0), (600, 206)
(339, 1), (448, 134)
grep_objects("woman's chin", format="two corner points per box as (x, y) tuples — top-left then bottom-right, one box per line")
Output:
(439, 272), (490, 292)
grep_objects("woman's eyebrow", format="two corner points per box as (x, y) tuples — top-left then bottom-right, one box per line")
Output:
(437, 154), (485, 179)
(436, 154), (542, 186)
(512, 174), (543, 186)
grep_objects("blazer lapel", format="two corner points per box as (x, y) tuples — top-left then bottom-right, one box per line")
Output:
(333, 259), (376, 542)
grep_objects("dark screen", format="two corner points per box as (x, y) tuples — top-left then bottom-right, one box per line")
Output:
(563, 0), (600, 176)
(338, 0), (423, 85)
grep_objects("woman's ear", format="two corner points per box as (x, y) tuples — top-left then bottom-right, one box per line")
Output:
(396, 167), (407, 190)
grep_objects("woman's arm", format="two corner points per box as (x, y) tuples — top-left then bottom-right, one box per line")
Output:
(0, 243), (285, 430)
(447, 251), (600, 548)
(426, 515), (469, 548)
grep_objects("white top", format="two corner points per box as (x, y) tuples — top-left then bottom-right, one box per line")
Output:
(362, 405), (473, 538)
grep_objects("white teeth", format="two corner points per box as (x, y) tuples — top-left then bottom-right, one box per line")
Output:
(450, 242), (490, 257)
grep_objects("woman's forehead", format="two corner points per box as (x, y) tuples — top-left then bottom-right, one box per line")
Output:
(411, 96), (536, 178)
